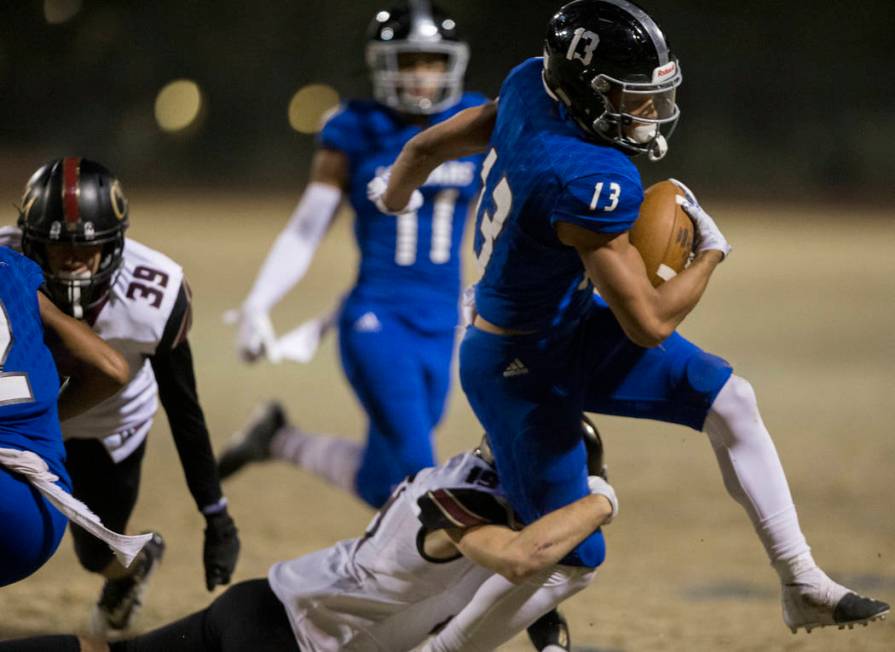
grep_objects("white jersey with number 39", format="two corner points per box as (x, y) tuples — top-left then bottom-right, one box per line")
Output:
(268, 451), (515, 652)
(0, 227), (185, 461)
(61, 239), (184, 460)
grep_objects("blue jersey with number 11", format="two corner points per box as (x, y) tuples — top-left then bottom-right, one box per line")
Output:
(0, 247), (65, 474)
(320, 93), (487, 332)
(473, 58), (644, 333)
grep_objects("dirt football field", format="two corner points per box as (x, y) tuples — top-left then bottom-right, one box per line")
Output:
(0, 193), (892, 651)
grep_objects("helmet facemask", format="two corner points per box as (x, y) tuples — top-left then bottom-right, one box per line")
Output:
(366, 2), (469, 115)
(367, 40), (469, 115)
(21, 231), (125, 320)
(590, 63), (682, 161)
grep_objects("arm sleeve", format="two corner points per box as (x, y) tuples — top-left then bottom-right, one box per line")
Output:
(417, 488), (514, 531)
(549, 173), (643, 234)
(242, 182), (342, 314)
(150, 282), (224, 513)
(422, 566), (595, 652)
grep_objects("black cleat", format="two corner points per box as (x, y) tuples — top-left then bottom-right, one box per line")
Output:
(832, 592), (890, 629)
(526, 608), (571, 651)
(90, 532), (165, 635)
(217, 401), (287, 480)
(783, 573), (890, 634)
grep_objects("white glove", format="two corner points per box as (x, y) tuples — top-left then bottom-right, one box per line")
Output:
(669, 178), (731, 259)
(222, 307), (282, 364)
(587, 475), (618, 524)
(276, 305), (339, 364)
(366, 170), (424, 216)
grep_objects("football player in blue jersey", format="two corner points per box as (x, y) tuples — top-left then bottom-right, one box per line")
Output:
(372, 0), (889, 634)
(0, 246), (129, 586)
(219, 2), (487, 510)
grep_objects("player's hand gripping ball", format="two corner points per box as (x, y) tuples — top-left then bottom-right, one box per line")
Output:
(629, 180), (694, 287)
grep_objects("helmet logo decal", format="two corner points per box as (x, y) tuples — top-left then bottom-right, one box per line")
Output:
(110, 180), (127, 221)
(61, 156), (82, 231)
(566, 27), (600, 67)
(652, 61), (677, 84)
(21, 193), (37, 221)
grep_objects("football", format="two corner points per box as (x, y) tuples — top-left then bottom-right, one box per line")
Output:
(629, 180), (694, 287)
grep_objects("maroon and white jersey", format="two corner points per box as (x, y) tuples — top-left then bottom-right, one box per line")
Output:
(268, 451), (516, 652)
(64, 239), (186, 460)
(0, 227), (186, 461)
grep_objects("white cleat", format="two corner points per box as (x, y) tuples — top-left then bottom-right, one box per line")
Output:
(782, 571), (890, 634)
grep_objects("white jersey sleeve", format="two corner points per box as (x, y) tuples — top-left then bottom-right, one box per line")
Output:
(62, 239), (185, 461)
(0, 225), (23, 250)
(268, 452), (515, 652)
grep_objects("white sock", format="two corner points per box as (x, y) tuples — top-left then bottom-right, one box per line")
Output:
(271, 426), (362, 496)
(703, 375), (815, 584)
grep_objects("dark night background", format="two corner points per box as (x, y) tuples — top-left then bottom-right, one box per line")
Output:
(1, 1), (893, 201)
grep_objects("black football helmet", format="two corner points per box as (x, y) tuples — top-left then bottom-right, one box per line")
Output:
(18, 157), (129, 319)
(543, 0), (682, 161)
(366, 0), (469, 114)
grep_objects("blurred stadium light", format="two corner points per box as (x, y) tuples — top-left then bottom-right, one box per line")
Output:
(154, 80), (204, 133)
(288, 84), (340, 135)
(0, 0), (891, 201)
(43, 0), (81, 25)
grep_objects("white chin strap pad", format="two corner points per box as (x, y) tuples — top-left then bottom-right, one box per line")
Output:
(648, 135), (668, 161)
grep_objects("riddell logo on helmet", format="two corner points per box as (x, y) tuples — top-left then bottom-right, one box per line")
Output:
(652, 62), (677, 83)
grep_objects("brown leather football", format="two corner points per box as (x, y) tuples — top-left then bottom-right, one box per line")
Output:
(629, 180), (694, 287)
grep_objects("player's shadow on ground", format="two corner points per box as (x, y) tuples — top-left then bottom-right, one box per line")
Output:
(681, 573), (895, 602)
(574, 646), (623, 652)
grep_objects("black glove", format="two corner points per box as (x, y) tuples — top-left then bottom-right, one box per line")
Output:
(203, 509), (240, 591)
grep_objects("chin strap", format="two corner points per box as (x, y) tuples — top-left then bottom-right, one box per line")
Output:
(648, 134), (668, 161)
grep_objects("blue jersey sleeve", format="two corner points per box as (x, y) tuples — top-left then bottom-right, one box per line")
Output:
(317, 103), (365, 160)
(550, 173), (642, 234)
(20, 254), (45, 293)
(2, 246), (44, 293)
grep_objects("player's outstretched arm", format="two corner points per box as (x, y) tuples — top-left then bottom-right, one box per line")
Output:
(152, 283), (240, 591)
(559, 223), (723, 347)
(230, 148), (347, 363)
(447, 476), (616, 584)
(38, 292), (129, 421)
(379, 100), (497, 213)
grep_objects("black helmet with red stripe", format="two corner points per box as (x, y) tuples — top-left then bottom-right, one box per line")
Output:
(18, 158), (129, 319)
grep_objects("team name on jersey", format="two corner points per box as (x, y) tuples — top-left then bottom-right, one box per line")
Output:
(377, 161), (476, 189)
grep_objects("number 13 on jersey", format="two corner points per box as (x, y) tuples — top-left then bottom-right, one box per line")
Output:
(474, 149), (513, 271)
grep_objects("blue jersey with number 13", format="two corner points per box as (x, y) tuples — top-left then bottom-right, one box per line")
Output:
(472, 58), (645, 333)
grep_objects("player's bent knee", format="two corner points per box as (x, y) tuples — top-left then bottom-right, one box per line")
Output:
(0, 524), (65, 586)
(709, 374), (758, 421)
(0, 480), (67, 586)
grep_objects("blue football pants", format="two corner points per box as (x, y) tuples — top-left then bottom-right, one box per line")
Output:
(0, 464), (69, 586)
(460, 296), (733, 568)
(339, 303), (456, 508)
